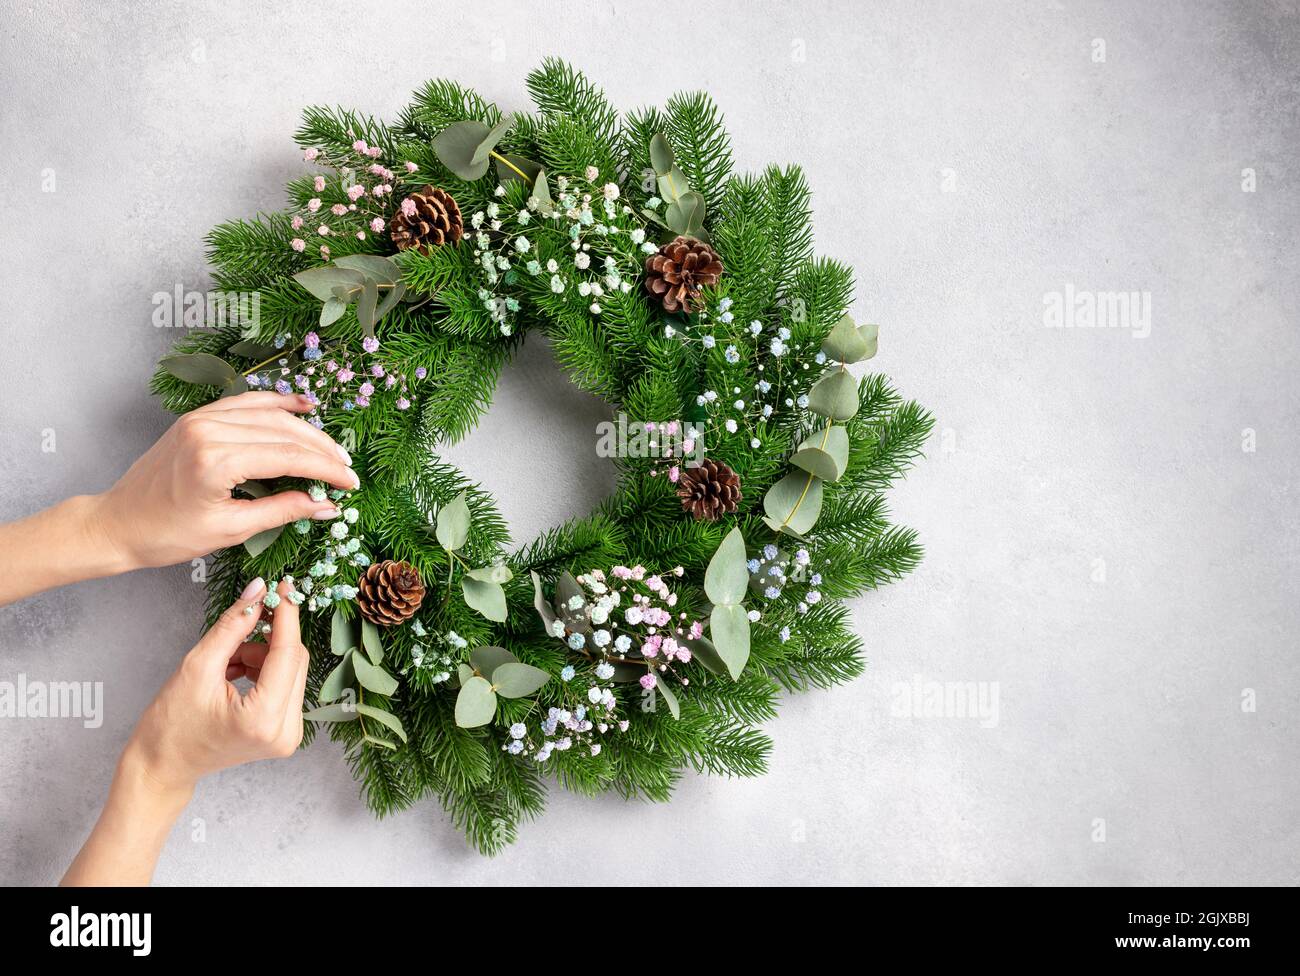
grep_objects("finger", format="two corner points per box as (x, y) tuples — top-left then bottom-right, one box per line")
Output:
(279, 635), (310, 742)
(232, 491), (341, 539)
(190, 578), (268, 674)
(223, 442), (360, 491)
(202, 409), (351, 466)
(254, 579), (305, 710)
(197, 391), (314, 414)
(230, 641), (271, 671)
(226, 663), (262, 682)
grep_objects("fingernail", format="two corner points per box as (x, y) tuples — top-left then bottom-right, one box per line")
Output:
(348, 471), (361, 489)
(312, 507), (341, 520)
(240, 577), (266, 600)
(336, 444), (353, 465)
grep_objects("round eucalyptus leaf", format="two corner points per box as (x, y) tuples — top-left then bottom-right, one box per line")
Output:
(330, 606), (354, 656)
(790, 425), (850, 482)
(455, 676), (497, 728)
(319, 651), (355, 704)
(293, 266), (366, 302)
(821, 313), (870, 363)
(469, 645), (517, 676)
(303, 702), (358, 723)
(763, 470), (824, 536)
(470, 114), (514, 167)
(333, 254), (399, 284)
(806, 369), (860, 421)
(462, 576), (507, 622)
(432, 120), (492, 181)
(491, 662), (550, 699)
(653, 673), (681, 719)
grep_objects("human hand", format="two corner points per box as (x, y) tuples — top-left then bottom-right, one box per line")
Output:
(92, 391), (359, 571)
(124, 577), (310, 792)
(62, 578), (309, 885)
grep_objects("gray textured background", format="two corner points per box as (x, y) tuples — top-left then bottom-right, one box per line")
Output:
(1, 0), (1297, 885)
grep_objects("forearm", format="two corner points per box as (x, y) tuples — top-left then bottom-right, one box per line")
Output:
(0, 495), (134, 606)
(62, 745), (192, 886)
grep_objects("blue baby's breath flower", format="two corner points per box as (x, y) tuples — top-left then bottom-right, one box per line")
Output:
(560, 665), (576, 681)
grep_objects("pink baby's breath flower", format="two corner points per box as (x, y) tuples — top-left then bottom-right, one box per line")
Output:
(303, 148), (319, 161)
(638, 673), (656, 690)
(319, 245), (330, 258)
(584, 165), (599, 181)
(317, 224), (330, 236)
(356, 231), (366, 240)
(291, 215), (304, 230)
(313, 175), (326, 192)
(346, 184), (365, 202)
(307, 198), (321, 212)
(359, 381), (375, 397)
(352, 139), (368, 153)
(367, 146), (381, 158)
(668, 465), (680, 482)
(331, 203), (347, 216)
(354, 395), (369, 407)
(396, 397), (410, 410)
(404, 161), (418, 173)
(370, 217), (385, 232)
(401, 198), (417, 217)
(290, 238), (305, 252)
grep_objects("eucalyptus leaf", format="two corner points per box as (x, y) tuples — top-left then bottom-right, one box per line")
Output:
(352, 654), (398, 696)
(234, 479), (271, 499)
(461, 577), (507, 622)
(806, 369), (860, 421)
(704, 527), (750, 606)
(360, 619), (383, 666)
(606, 661), (648, 683)
(789, 425), (850, 482)
(858, 322), (879, 360)
(653, 673), (681, 719)
(293, 266), (365, 302)
(160, 353), (242, 389)
(494, 152), (542, 187)
(657, 165), (692, 205)
(356, 276), (378, 337)
(763, 470), (825, 536)
(320, 297), (346, 327)
(432, 120), (492, 180)
(531, 571), (559, 633)
(708, 603), (751, 680)
(373, 279), (406, 321)
(529, 167), (553, 214)
(469, 645), (517, 676)
(466, 563), (512, 584)
(362, 733), (398, 750)
(471, 114), (514, 166)
(680, 636), (728, 677)
(491, 662), (550, 699)
(455, 675), (497, 728)
(303, 702), (358, 723)
(649, 132), (675, 174)
(455, 663), (474, 688)
(319, 650), (355, 703)
(242, 523), (284, 557)
(435, 491), (470, 551)
(227, 339), (281, 360)
(330, 606), (353, 656)
(218, 373), (249, 398)
(354, 703), (408, 743)
(822, 313), (870, 362)
(333, 254), (399, 284)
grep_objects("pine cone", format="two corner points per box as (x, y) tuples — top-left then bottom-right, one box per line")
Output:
(389, 185), (463, 254)
(644, 236), (723, 313)
(356, 560), (426, 626)
(676, 459), (742, 521)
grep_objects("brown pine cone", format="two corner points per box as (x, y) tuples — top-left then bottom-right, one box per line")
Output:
(389, 185), (463, 254)
(676, 459), (742, 521)
(644, 235), (723, 313)
(356, 560), (426, 626)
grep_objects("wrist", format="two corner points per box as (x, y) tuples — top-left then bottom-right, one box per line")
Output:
(79, 492), (142, 575)
(116, 740), (196, 816)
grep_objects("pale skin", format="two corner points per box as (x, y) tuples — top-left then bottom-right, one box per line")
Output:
(0, 391), (358, 885)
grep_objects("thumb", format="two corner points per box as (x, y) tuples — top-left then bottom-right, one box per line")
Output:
(190, 577), (269, 674)
(235, 491), (341, 538)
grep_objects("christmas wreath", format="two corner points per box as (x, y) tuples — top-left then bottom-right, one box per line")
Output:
(151, 60), (933, 854)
